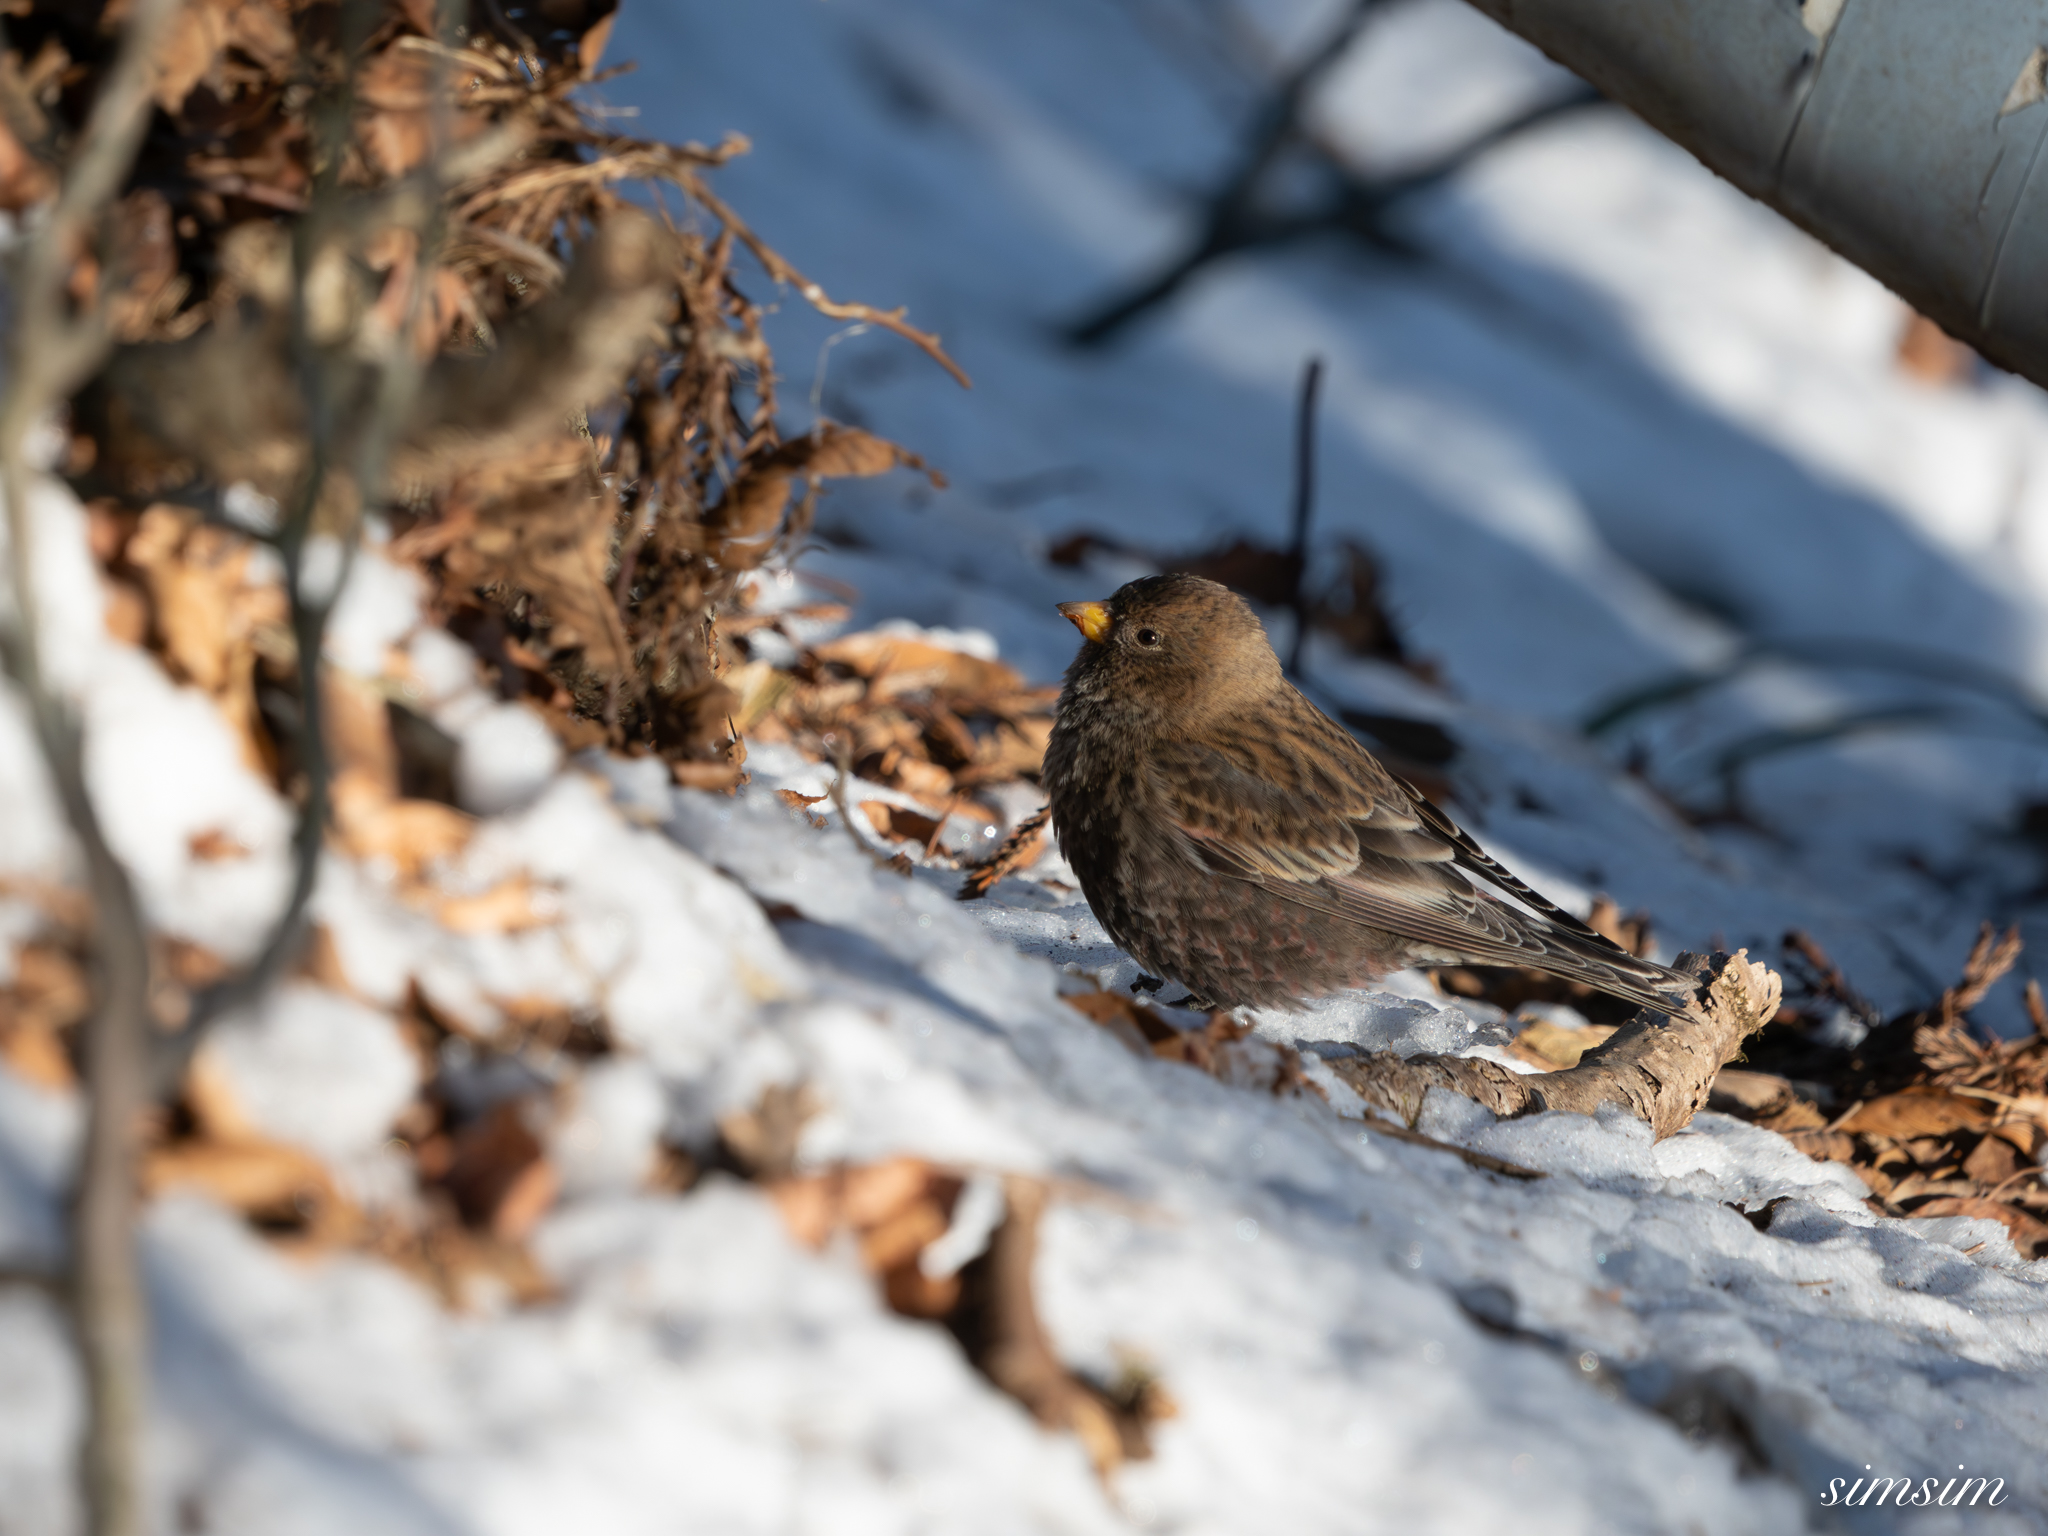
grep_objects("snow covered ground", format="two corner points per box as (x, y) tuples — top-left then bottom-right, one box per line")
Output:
(4, 0), (2048, 1531)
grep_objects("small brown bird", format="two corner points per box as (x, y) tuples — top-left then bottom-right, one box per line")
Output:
(1042, 573), (1695, 1015)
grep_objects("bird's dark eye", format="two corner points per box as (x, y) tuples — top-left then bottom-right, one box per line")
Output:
(1134, 627), (1160, 647)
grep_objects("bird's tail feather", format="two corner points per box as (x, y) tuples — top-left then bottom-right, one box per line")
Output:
(1512, 923), (1696, 1020)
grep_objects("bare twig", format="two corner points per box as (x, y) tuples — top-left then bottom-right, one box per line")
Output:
(1941, 923), (2022, 1021)
(826, 735), (911, 875)
(0, 6), (188, 1533)
(454, 219), (567, 285)
(477, 0), (540, 63)
(923, 794), (962, 861)
(1354, 1109), (1544, 1180)
(1781, 928), (1876, 1022)
(452, 138), (747, 220)
(1984, 1165), (2046, 1201)
(1285, 355), (1323, 677)
(677, 171), (973, 389)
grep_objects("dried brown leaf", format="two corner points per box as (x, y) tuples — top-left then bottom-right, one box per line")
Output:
(1064, 987), (1322, 1099)
(152, 0), (230, 115)
(813, 629), (1021, 697)
(439, 1098), (555, 1238)
(0, 109), (53, 212)
(1837, 1087), (1996, 1140)
(707, 425), (937, 569)
(1507, 1019), (1617, 1071)
(861, 800), (944, 846)
(719, 1083), (822, 1182)
(0, 1019), (74, 1092)
(1962, 1133), (2024, 1188)
(1707, 1068), (1796, 1119)
(437, 879), (552, 935)
(331, 772), (475, 876)
(577, 11), (618, 73)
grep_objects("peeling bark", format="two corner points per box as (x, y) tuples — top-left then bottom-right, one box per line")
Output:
(1327, 951), (1782, 1141)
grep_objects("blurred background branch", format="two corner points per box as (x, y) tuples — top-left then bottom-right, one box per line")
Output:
(1068, 1), (1602, 345)
(168, 0), (460, 1062)
(0, 4), (186, 1532)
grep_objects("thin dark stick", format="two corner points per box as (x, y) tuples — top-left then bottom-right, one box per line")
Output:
(1285, 355), (1323, 678)
(1356, 1110), (1544, 1180)
(827, 735), (904, 873)
(170, 466), (349, 1053)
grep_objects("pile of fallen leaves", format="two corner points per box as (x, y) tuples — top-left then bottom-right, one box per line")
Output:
(1436, 906), (2048, 1255)
(734, 623), (1057, 805)
(23, 0), (959, 778)
(1712, 925), (2048, 1257)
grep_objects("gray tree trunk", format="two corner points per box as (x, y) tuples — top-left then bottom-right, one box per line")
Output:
(1462, 0), (2048, 389)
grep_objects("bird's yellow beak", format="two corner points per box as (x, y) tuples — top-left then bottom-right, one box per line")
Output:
(1057, 601), (1113, 644)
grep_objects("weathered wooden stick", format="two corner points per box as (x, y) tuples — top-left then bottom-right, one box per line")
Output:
(1327, 951), (1782, 1142)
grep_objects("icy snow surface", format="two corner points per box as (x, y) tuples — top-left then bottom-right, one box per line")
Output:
(5, 0), (2048, 1531)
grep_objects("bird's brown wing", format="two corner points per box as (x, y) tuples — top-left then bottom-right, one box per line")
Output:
(1147, 702), (1691, 1012)
(1146, 709), (1514, 946)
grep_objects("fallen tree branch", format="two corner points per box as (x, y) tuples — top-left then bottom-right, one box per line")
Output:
(1328, 951), (1782, 1141)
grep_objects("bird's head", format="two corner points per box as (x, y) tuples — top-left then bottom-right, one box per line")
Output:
(1056, 573), (1283, 731)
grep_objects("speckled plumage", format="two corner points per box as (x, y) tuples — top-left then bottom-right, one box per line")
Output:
(1042, 574), (1694, 1013)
